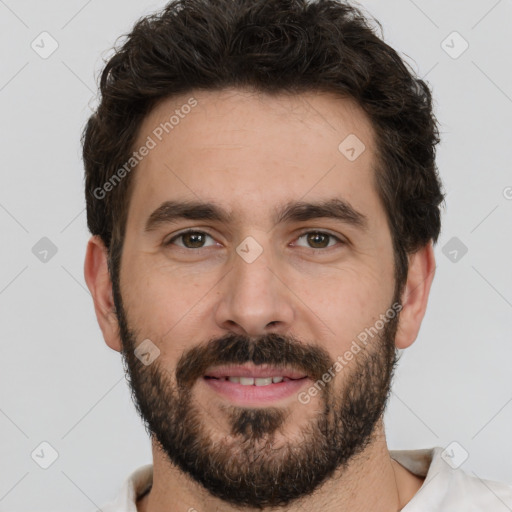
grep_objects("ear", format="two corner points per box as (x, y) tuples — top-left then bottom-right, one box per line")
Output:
(395, 241), (436, 349)
(84, 235), (122, 352)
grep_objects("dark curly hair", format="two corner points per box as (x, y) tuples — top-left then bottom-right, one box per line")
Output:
(82, 0), (444, 296)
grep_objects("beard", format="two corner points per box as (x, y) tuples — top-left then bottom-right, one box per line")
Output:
(112, 273), (400, 509)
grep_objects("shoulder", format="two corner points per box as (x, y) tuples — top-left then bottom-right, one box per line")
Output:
(96, 464), (153, 512)
(391, 447), (512, 511)
(442, 465), (512, 509)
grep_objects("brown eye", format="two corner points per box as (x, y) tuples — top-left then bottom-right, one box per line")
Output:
(294, 231), (343, 250)
(307, 232), (330, 249)
(166, 230), (215, 249)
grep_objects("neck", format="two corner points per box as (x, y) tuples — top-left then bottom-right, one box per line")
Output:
(138, 422), (424, 512)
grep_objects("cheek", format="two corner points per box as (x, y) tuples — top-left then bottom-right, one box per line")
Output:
(297, 262), (388, 318)
(289, 267), (394, 368)
(120, 261), (198, 336)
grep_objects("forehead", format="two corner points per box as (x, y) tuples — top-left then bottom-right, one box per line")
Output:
(127, 87), (381, 231)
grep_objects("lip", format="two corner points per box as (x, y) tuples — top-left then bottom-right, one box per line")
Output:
(204, 363), (308, 380)
(202, 364), (310, 406)
(203, 376), (309, 405)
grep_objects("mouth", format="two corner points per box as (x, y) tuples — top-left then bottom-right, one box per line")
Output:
(202, 364), (310, 405)
(205, 375), (302, 386)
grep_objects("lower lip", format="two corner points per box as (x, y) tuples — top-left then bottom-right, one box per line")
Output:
(202, 376), (310, 406)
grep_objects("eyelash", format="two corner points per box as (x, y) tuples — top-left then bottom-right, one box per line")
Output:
(165, 228), (346, 251)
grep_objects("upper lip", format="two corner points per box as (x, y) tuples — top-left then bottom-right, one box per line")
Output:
(204, 363), (308, 379)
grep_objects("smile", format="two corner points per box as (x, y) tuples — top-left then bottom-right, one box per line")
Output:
(205, 376), (304, 386)
(202, 364), (310, 404)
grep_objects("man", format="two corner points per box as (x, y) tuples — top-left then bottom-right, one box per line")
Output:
(83, 0), (512, 510)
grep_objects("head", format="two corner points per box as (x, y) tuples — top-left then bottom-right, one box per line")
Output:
(83, 0), (444, 508)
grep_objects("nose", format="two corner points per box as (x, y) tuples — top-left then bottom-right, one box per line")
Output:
(213, 240), (295, 337)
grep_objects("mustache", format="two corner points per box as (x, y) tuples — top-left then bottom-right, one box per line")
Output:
(175, 332), (334, 389)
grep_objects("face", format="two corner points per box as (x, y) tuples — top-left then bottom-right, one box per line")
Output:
(113, 88), (399, 507)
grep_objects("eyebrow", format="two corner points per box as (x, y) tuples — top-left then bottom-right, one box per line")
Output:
(144, 198), (369, 233)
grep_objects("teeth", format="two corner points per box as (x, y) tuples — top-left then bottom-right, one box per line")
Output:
(254, 377), (273, 386)
(225, 376), (286, 385)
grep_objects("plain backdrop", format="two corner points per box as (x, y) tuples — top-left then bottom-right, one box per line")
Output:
(0, 0), (511, 510)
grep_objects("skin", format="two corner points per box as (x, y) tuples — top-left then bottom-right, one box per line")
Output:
(84, 88), (435, 512)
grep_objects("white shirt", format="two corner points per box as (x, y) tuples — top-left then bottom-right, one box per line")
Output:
(98, 447), (512, 511)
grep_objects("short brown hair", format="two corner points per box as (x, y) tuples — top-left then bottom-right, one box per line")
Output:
(82, 0), (444, 294)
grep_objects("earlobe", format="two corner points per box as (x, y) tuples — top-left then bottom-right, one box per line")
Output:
(84, 235), (123, 352)
(394, 241), (436, 350)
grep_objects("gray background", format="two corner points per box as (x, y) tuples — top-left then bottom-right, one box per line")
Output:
(1, 0), (511, 510)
